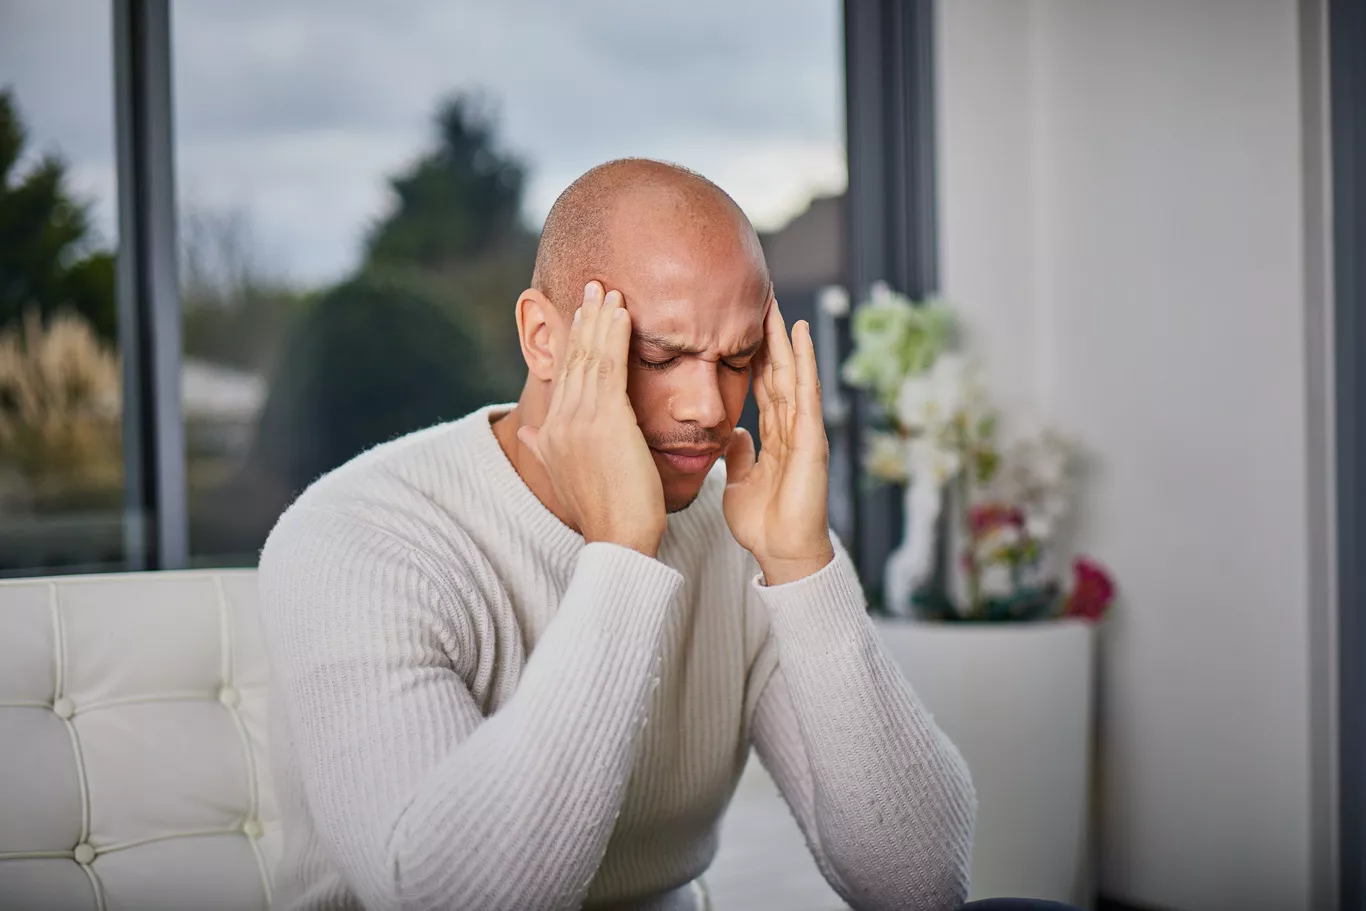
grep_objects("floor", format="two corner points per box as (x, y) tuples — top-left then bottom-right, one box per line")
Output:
(705, 755), (846, 911)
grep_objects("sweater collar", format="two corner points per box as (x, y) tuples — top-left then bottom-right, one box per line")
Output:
(463, 403), (726, 572)
(465, 403), (586, 571)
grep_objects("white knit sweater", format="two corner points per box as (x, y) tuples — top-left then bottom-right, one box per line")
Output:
(257, 405), (976, 911)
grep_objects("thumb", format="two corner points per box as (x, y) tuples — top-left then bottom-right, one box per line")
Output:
(516, 424), (546, 468)
(724, 426), (757, 484)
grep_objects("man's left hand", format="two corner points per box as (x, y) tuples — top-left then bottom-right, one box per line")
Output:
(723, 299), (836, 586)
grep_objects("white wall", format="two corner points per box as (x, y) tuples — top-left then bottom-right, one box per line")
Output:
(935, 2), (1335, 909)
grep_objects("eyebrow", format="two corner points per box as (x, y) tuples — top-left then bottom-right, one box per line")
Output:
(632, 329), (765, 359)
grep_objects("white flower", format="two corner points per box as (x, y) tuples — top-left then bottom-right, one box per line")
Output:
(1023, 429), (1072, 485)
(896, 353), (977, 433)
(895, 374), (937, 432)
(908, 437), (961, 488)
(979, 562), (1014, 599)
(842, 349), (906, 403)
(1029, 429), (1071, 489)
(1025, 512), (1054, 541)
(991, 425), (1075, 524)
(864, 431), (909, 483)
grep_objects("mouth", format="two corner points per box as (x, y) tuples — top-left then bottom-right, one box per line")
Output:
(651, 446), (722, 475)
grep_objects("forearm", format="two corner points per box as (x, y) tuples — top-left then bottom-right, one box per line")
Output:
(264, 515), (682, 911)
(384, 544), (679, 909)
(752, 553), (976, 911)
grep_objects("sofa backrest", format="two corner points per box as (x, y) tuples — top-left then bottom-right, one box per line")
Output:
(0, 569), (280, 910)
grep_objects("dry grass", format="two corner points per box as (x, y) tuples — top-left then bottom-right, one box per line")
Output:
(0, 310), (122, 498)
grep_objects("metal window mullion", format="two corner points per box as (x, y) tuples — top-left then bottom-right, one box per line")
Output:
(112, 0), (188, 570)
(1332, 0), (1366, 906)
(842, 0), (939, 601)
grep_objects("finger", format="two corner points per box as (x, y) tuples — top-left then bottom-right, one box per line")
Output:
(762, 301), (794, 445)
(544, 299), (586, 420)
(595, 288), (622, 350)
(604, 301), (632, 402)
(792, 319), (821, 420)
(581, 280), (605, 317)
(751, 348), (771, 410)
(580, 288), (622, 415)
(723, 426), (757, 484)
(751, 349), (777, 451)
(765, 300), (795, 390)
(561, 283), (601, 415)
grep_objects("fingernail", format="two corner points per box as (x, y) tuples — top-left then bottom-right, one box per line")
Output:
(584, 281), (599, 299)
(612, 308), (626, 320)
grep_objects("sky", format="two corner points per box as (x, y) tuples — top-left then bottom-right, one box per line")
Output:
(0, 0), (846, 287)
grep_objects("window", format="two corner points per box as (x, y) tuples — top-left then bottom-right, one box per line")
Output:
(0, 3), (128, 576)
(172, 0), (849, 563)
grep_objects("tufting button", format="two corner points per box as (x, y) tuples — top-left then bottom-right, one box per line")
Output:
(73, 843), (95, 865)
(53, 697), (75, 720)
(243, 818), (263, 839)
(218, 686), (240, 708)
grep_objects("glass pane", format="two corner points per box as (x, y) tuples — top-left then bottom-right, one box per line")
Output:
(0, 3), (128, 576)
(173, 1), (847, 563)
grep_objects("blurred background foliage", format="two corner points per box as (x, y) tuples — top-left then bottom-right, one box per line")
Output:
(0, 86), (537, 565)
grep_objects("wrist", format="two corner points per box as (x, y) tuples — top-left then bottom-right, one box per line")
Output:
(585, 525), (663, 559)
(758, 547), (836, 586)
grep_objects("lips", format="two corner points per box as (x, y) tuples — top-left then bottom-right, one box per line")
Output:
(652, 446), (721, 474)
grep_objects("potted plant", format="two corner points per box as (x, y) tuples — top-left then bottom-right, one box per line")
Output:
(841, 283), (1115, 908)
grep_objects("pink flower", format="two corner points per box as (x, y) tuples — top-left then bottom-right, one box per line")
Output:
(1062, 557), (1115, 621)
(968, 502), (1024, 537)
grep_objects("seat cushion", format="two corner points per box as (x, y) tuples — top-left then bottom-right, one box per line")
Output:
(0, 569), (279, 910)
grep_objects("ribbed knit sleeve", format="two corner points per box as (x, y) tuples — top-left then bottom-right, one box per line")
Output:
(258, 505), (683, 911)
(746, 545), (977, 911)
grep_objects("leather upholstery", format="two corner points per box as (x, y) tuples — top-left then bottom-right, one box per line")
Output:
(0, 570), (279, 910)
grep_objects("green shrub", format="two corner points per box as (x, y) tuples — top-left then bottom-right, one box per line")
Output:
(249, 268), (498, 493)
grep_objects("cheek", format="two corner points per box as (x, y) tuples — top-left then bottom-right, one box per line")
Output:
(722, 370), (750, 421)
(625, 371), (668, 424)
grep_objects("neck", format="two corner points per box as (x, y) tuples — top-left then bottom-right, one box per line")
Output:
(490, 398), (580, 534)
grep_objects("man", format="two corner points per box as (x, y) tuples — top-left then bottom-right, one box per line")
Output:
(259, 159), (977, 911)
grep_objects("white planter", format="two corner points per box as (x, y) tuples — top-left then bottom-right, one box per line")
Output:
(875, 617), (1097, 909)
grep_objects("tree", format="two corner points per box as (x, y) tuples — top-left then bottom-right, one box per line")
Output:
(195, 91), (539, 558)
(192, 269), (496, 556)
(180, 206), (313, 372)
(0, 88), (117, 342)
(366, 92), (531, 270)
(250, 268), (494, 488)
(362, 93), (537, 398)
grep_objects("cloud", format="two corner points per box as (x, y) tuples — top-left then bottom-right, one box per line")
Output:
(1, 0), (845, 284)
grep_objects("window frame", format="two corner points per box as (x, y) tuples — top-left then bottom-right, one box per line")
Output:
(113, 0), (188, 570)
(841, 0), (938, 604)
(1331, 0), (1366, 905)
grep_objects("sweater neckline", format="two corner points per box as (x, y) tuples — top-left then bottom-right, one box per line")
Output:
(463, 403), (723, 571)
(466, 404), (587, 570)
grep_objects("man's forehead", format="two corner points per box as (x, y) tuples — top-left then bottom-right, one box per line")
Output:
(628, 296), (769, 355)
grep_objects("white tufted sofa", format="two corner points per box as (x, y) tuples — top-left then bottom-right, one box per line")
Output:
(0, 570), (280, 911)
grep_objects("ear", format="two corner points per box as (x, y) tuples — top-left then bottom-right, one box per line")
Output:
(515, 288), (564, 382)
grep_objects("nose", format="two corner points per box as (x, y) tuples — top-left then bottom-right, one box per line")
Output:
(668, 359), (727, 429)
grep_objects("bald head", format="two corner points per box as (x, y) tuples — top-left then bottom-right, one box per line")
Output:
(531, 159), (770, 313)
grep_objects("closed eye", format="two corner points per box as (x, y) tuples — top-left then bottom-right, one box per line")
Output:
(636, 356), (753, 372)
(638, 357), (678, 371)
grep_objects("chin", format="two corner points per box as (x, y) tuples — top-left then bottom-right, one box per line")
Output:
(663, 483), (707, 514)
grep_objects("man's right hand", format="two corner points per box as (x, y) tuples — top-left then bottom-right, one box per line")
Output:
(517, 281), (667, 557)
